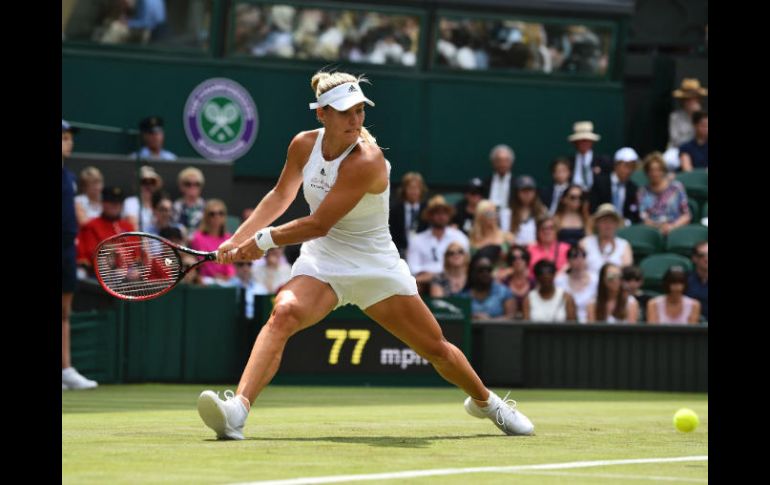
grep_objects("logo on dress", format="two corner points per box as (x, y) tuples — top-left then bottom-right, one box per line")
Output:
(320, 168), (326, 176)
(257, 233), (263, 240)
(184, 78), (259, 162)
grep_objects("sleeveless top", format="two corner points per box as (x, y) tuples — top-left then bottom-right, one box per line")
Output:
(299, 128), (400, 272)
(584, 235), (630, 277)
(527, 287), (567, 322)
(651, 295), (695, 324)
(557, 227), (585, 248)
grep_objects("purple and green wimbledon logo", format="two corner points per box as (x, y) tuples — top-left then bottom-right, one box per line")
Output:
(184, 78), (258, 162)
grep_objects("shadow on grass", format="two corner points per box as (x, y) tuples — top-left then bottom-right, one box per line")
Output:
(204, 433), (504, 448)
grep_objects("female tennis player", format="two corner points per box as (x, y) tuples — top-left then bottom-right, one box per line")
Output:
(197, 70), (534, 439)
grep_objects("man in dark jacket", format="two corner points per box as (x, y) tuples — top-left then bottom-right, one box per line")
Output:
(590, 147), (641, 226)
(567, 121), (613, 190)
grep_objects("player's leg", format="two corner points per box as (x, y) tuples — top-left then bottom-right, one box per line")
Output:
(364, 294), (534, 435)
(236, 275), (339, 403)
(198, 275), (338, 439)
(364, 294), (487, 399)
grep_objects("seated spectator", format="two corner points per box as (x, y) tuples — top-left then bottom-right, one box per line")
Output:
(679, 111), (708, 171)
(586, 263), (639, 324)
(407, 195), (470, 291)
(496, 245), (534, 319)
(146, 191), (187, 241)
(621, 265), (650, 322)
(189, 199), (235, 285)
(647, 266), (701, 324)
(461, 256), (516, 321)
(224, 262), (269, 319)
(590, 147), (641, 226)
(483, 144), (516, 220)
(430, 242), (470, 298)
(123, 165), (163, 231)
(523, 259), (577, 322)
(252, 247), (292, 294)
(158, 226), (184, 246)
(580, 204), (633, 281)
(685, 241), (708, 321)
(74, 166), (104, 226)
(76, 186), (136, 275)
(509, 175), (548, 245)
(555, 245), (598, 323)
(668, 78), (707, 149)
(469, 199), (515, 265)
(527, 215), (570, 277)
(453, 177), (486, 235)
(540, 157), (573, 215)
(173, 167), (207, 236)
(553, 185), (591, 247)
(389, 171), (429, 258)
(129, 116), (177, 161)
(638, 152), (691, 235)
(567, 121), (613, 191)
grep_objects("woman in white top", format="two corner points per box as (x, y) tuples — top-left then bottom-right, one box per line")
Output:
(197, 70), (534, 440)
(123, 165), (163, 231)
(509, 175), (547, 246)
(580, 203), (633, 280)
(74, 166), (103, 226)
(555, 245), (597, 323)
(647, 266), (701, 325)
(523, 259), (577, 323)
(587, 263), (639, 324)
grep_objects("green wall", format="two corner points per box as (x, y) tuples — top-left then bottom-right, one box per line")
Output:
(62, 50), (623, 186)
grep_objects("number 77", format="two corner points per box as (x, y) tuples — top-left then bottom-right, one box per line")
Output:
(325, 329), (371, 365)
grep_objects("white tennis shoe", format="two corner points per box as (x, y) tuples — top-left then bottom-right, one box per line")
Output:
(62, 367), (98, 390)
(197, 390), (249, 440)
(464, 391), (534, 436)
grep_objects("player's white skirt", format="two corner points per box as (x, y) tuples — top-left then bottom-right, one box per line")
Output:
(290, 240), (417, 310)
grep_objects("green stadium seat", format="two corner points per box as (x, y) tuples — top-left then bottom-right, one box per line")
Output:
(617, 224), (663, 261)
(226, 215), (241, 234)
(702, 201), (708, 218)
(687, 199), (700, 221)
(630, 169), (648, 188)
(639, 253), (693, 292)
(442, 192), (464, 206)
(665, 224), (708, 257)
(675, 169), (708, 203)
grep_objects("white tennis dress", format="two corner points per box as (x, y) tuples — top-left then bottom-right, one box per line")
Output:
(290, 128), (418, 309)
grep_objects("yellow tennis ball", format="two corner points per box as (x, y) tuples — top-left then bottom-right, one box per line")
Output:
(673, 408), (699, 432)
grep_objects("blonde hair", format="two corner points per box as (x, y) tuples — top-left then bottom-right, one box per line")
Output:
(397, 172), (428, 202)
(178, 167), (205, 186)
(311, 70), (377, 146)
(78, 166), (103, 191)
(470, 199), (502, 246)
(643, 151), (668, 175)
(198, 199), (227, 236)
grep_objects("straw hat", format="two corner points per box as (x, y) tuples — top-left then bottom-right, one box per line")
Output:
(568, 121), (601, 142)
(672, 78), (708, 98)
(591, 203), (622, 224)
(421, 195), (456, 221)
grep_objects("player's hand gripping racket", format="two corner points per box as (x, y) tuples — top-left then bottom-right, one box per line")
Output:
(94, 232), (224, 301)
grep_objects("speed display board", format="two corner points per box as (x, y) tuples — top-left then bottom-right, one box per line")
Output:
(263, 298), (471, 386)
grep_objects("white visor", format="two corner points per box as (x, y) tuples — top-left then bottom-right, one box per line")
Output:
(309, 82), (375, 111)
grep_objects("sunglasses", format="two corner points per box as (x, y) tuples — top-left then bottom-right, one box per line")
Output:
(568, 252), (585, 259)
(476, 266), (493, 273)
(510, 254), (526, 261)
(446, 250), (465, 256)
(207, 210), (225, 216)
(141, 178), (158, 185)
(567, 194), (582, 200)
(183, 181), (202, 187)
(605, 273), (621, 281)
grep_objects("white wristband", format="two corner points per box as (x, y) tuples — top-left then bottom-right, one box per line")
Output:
(254, 227), (278, 251)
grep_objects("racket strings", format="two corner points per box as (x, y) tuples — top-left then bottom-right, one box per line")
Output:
(95, 236), (184, 299)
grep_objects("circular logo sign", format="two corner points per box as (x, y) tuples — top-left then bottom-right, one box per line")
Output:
(184, 78), (258, 162)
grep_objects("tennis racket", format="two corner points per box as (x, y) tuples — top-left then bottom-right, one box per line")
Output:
(93, 231), (225, 301)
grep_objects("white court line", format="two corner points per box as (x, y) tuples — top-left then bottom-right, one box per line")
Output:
(509, 470), (707, 483)
(229, 455), (708, 485)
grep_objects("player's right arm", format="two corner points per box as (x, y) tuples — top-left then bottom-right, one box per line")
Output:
(226, 131), (315, 248)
